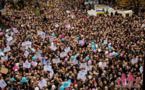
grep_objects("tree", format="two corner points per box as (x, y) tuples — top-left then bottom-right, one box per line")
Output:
(140, 0), (145, 9)
(115, 0), (121, 6)
(119, 0), (129, 8)
(119, 0), (145, 13)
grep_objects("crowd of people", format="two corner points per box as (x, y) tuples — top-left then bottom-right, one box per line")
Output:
(0, 0), (145, 90)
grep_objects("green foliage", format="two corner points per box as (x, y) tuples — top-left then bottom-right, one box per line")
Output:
(8, 0), (36, 9)
(35, 10), (39, 15)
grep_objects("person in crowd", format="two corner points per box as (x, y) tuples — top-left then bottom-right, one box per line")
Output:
(0, 0), (144, 90)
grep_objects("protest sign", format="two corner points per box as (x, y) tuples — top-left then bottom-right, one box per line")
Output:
(99, 62), (107, 67)
(139, 66), (143, 74)
(0, 67), (8, 74)
(50, 45), (57, 51)
(22, 42), (26, 46)
(81, 75), (86, 81)
(38, 79), (47, 89)
(11, 32), (14, 36)
(41, 32), (46, 39)
(41, 57), (46, 65)
(25, 41), (32, 46)
(72, 59), (78, 64)
(60, 52), (67, 58)
(25, 46), (29, 50)
(24, 51), (29, 58)
(85, 65), (92, 71)
(131, 58), (138, 65)
(79, 70), (87, 75)
(80, 63), (87, 68)
(37, 50), (42, 54)
(46, 60), (50, 66)
(7, 36), (13, 41)
(23, 62), (31, 68)
(65, 24), (70, 29)
(64, 47), (70, 53)
(1, 56), (8, 61)
(50, 69), (54, 79)
(37, 31), (43, 35)
(13, 28), (18, 33)
(4, 46), (11, 52)
(0, 79), (7, 89)
(104, 40), (108, 44)
(0, 51), (4, 56)
(44, 65), (52, 71)
(34, 54), (41, 59)
(49, 36), (53, 42)
(141, 24), (145, 27)
(77, 73), (86, 81)
(79, 40), (84, 45)
(31, 61), (36, 67)
(53, 58), (60, 64)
